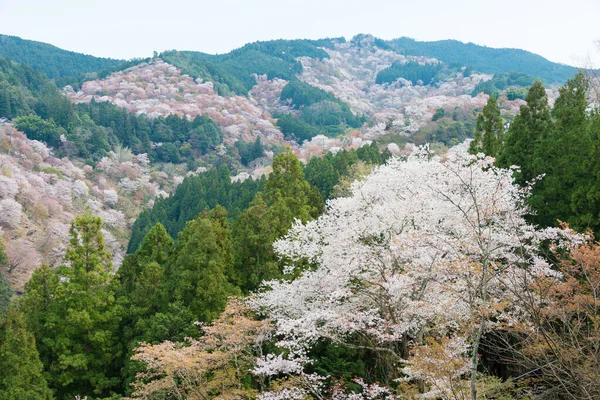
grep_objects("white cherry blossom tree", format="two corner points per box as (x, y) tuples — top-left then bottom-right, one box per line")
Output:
(251, 146), (577, 399)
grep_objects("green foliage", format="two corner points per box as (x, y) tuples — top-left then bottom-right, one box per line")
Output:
(389, 37), (576, 83)
(277, 80), (364, 141)
(232, 149), (324, 292)
(506, 87), (529, 101)
(493, 73), (600, 236)
(497, 80), (552, 184)
(0, 306), (52, 400)
(301, 100), (363, 129)
(264, 148), (324, 224)
(471, 72), (537, 97)
(14, 114), (66, 148)
(235, 137), (265, 166)
(304, 143), (388, 200)
(128, 165), (265, 253)
(20, 215), (121, 399)
(432, 108), (446, 121)
(0, 273), (12, 318)
(469, 95), (504, 157)
(231, 193), (280, 292)
(0, 56), (230, 163)
(276, 113), (322, 143)
(166, 208), (239, 322)
(155, 142), (180, 163)
(116, 223), (202, 394)
(308, 340), (368, 388)
(376, 61), (444, 85)
(527, 73), (598, 232)
(0, 34), (121, 80)
(280, 79), (341, 108)
(161, 38), (336, 95)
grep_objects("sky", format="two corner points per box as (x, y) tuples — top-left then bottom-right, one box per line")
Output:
(0, 0), (599, 67)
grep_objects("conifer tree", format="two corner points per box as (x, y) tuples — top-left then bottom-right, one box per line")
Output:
(20, 214), (122, 399)
(529, 73), (592, 229)
(0, 86), (10, 118)
(497, 80), (552, 184)
(469, 95), (504, 158)
(166, 210), (239, 323)
(0, 238), (10, 316)
(264, 148), (324, 230)
(232, 193), (280, 292)
(0, 306), (53, 400)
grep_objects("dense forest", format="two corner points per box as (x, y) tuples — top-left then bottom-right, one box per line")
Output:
(0, 34), (122, 80)
(390, 36), (577, 83)
(0, 56), (242, 166)
(276, 79), (365, 141)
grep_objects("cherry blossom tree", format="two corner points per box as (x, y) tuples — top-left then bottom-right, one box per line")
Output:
(0, 198), (22, 229)
(251, 147), (577, 399)
(128, 298), (271, 400)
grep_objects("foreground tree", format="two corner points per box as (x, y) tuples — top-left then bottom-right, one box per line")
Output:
(251, 146), (575, 399)
(21, 214), (122, 398)
(0, 306), (53, 399)
(165, 207), (239, 323)
(128, 298), (271, 399)
(232, 149), (324, 292)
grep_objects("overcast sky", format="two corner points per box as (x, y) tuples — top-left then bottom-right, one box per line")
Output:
(1, 0), (598, 67)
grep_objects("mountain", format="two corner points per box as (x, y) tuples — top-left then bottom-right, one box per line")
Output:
(0, 34), (122, 80)
(389, 36), (576, 83)
(160, 38), (338, 95)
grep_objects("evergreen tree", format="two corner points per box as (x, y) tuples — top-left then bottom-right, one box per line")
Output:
(0, 237), (10, 316)
(115, 223), (183, 394)
(0, 272), (12, 317)
(0, 306), (53, 400)
(264, 148), (324, 225)
(469, 95), (504, 157)
(497, 80), (552, 184)
(21, 214), (122, 399)
(232, 194), (280, 292)
(165, 210), (239, 323)
(526, 73), (594, 231)
(232, 150), (324, 290)
(304, 155), (340, 200)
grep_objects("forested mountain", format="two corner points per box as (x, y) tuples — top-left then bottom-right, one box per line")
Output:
(160, 38), (337, 95)
(0, 34), (122, 80)
(389, 36), (577, 83)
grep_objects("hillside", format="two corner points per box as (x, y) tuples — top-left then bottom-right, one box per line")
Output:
(0, 124), (177, 290)
(66, 35), (543, 161)
(389, 36), (577, 83)
(0, 34), (122, 80)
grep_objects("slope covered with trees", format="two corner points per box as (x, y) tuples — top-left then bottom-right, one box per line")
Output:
(0, 34), (122, 80)
(389, 36), (576, 83)
(161, 38), (337, 95)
